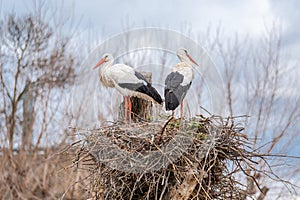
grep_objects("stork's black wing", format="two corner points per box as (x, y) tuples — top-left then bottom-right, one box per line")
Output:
(118, 71), (162, 104)
(164, 72), (191, 110)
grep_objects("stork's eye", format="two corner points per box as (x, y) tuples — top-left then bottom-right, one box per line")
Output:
(184, 50), (188, 53)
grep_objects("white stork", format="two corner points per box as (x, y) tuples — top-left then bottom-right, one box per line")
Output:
(93, 53), (162, 123)
(165, 48), (199, 121)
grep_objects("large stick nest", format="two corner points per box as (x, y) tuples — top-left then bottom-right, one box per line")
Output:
(73, 116), (262, 200)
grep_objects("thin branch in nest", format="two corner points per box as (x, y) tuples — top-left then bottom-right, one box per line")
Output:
(158, 116), (174, 139)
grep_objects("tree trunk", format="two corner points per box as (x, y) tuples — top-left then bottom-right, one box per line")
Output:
(119, 72), (153, 122)
(21, 82), (36, 151)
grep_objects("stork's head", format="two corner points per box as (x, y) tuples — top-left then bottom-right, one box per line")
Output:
(177, 48), (199, 66)
(93, 53), (114, 69)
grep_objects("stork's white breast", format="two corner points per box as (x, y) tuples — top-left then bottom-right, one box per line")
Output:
(173, 63), (194, 86)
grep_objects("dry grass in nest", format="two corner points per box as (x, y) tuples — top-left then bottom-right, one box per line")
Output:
(70, 115), (268, 200)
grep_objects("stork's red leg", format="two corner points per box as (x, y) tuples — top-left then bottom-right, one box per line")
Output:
(128, 96), (132, 124)
(172, 110), (174, 118)
(180, 101), (184, 119)
(124, 96), (127, 123)
(179, 101), (184, 127)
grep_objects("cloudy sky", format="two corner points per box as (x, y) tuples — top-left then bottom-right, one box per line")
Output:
(2, 0), (299, 116)
(2, 0), (300, 58)
(2, 0), (299, 121)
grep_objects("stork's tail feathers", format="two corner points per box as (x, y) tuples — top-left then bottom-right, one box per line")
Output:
(146, 84), (163, 104)
(136, 84), (163, 104)
(164, 89), (180, 110)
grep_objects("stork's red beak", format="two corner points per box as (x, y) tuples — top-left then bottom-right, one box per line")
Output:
(187, 54), (199, 66)
(93, 58), (106, 69)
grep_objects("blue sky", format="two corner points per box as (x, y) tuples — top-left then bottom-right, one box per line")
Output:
(2, 0), (300, 55)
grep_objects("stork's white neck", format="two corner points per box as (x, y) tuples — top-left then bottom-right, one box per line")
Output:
(99, 58), (114, 72)
(178, 55), (194, 67)
(98, 58), (115, 88)
(105, 58), (114, 67)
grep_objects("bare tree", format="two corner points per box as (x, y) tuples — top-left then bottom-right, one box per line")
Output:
(0, 3), (81, 198)
(0, 14), (75, 154)
(200, 25), (300, 198)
